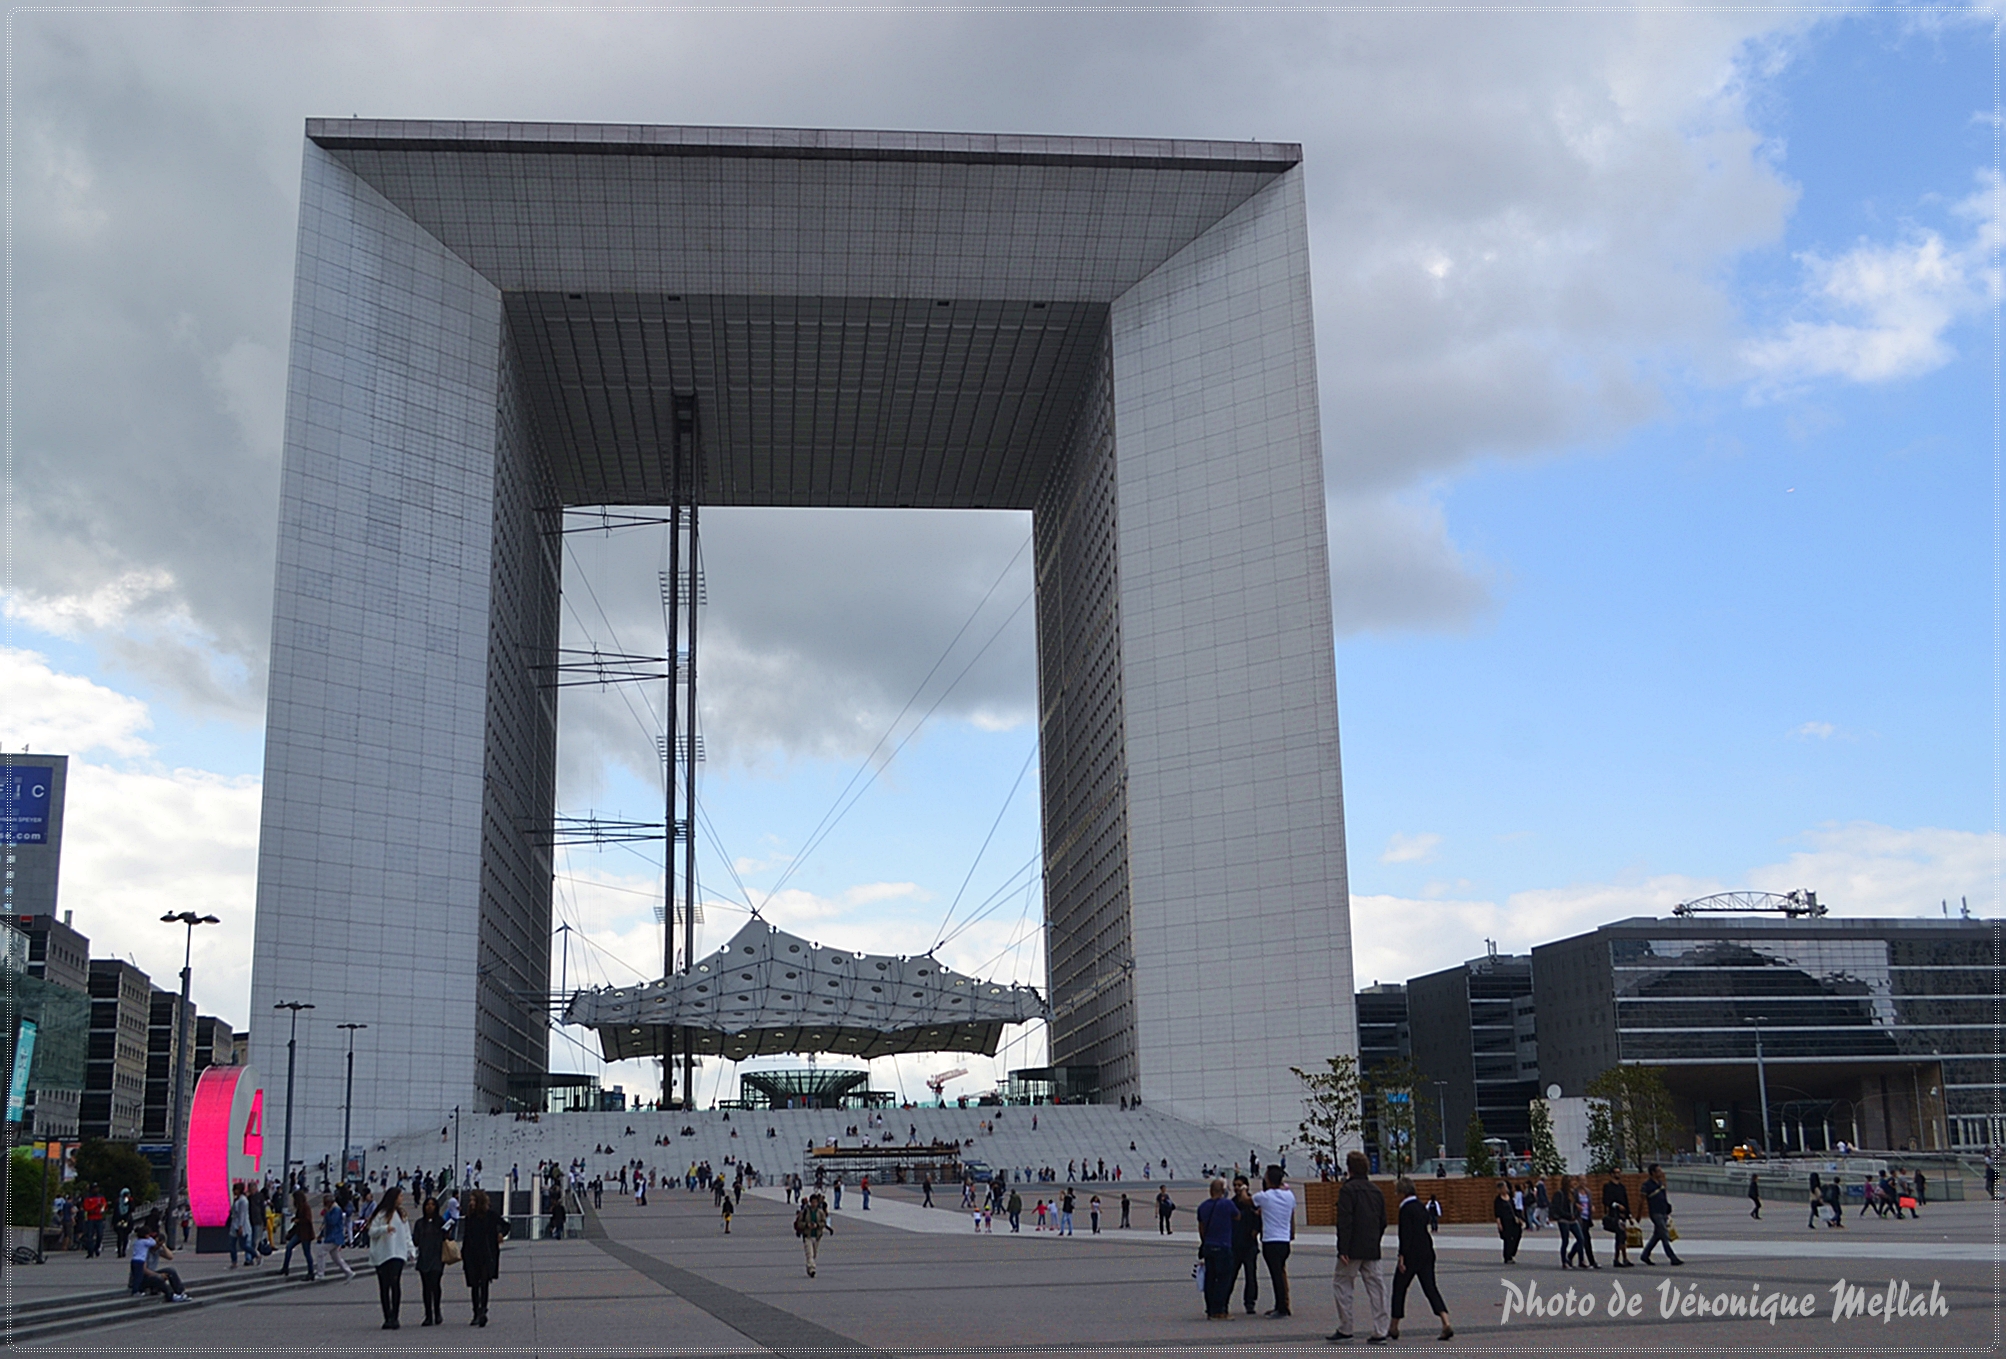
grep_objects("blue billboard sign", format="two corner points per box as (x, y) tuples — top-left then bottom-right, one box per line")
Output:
(0, 766), (54, 846)
(7, 1019), (35, 1121)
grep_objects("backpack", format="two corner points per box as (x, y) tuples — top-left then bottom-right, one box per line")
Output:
(793, 1205), (811, 1238)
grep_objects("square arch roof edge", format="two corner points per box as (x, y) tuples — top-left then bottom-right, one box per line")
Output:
(303, 118), (1303, 174)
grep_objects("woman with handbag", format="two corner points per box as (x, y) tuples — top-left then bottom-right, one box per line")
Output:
(1551, 1177), (1579, 1267)
(1601, 1173), (1633, 1267)
(412, 1197), (453, 1326)
(365, 1187), (415, 1329)
(459, 1189), (508, 1327)
(279, 1190), (317, 1279)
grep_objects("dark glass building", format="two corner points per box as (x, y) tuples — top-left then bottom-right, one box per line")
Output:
(1532, 917), (2001, 1154)
(1407, 951), (1540, 1151)
(1356, 983), (1410, 1168)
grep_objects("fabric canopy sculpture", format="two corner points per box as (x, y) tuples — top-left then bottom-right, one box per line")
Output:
(564, 918), (1045, 1061)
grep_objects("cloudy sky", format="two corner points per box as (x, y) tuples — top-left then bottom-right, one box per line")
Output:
(4, 7), (1994, 1107)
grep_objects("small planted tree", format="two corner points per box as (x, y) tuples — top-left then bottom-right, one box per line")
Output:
(1366, 1058), (1429, 1175)
(1585, 1065), (1679, 1170)
(1290, 1054), (1363, 1176)
(72, 1140), (156, 1206)
(1527, 1098), (1567, 1177)
(1585, 1100), (1623, 1175)
(1463, 1111), (1496, 1179)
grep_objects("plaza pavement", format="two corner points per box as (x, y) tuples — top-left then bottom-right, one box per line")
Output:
(14, 1180), (1999, 1353)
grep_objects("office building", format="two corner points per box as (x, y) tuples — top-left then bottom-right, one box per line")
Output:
(15, 910), (89, 1137)
(1, 755), (67, 918)
(194, 1016), (236, 1072)
(250, 119), (1355, 1158)
(1356, 982), (1410, 1169)
(1532, 915), (2001, 1154)
(1407, 950), (1541, 1151)
(142, 989), (197, 1146)
(82, 960), (151, 1142)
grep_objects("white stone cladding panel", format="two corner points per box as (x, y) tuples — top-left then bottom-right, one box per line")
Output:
(251, 142), (498, 1165)
(1109, 167), (1355, 1152)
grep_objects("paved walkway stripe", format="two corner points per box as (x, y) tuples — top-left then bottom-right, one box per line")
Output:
(582, 1202), (879, 1357)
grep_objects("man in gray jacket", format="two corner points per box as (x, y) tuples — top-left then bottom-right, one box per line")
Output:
(1331, 1151), (1389, 1344)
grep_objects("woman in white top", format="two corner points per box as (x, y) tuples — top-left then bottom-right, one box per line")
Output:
(366, 1187), (416, 1330)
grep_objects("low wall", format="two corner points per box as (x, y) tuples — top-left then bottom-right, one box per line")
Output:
(1303, 1173), (1652, 1227)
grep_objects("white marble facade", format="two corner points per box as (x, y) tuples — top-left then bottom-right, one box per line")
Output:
(251, 122), (1354, 1163)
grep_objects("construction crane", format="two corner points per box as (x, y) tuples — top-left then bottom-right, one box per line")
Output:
(926, 1067), (969, 1105)
(1673, 889), (1825, 919)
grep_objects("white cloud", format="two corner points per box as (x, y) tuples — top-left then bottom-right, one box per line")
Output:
(1381, 831), (1444, 865)
(0, 646), (154, 757)
(1790, 720), (1836, 740)
(1743, 176), (1997, 390)
(0, 648), (259, 1016)
(60, 761), (262, 1019)
(1328, 496), (1495, 634)
(1743, 229), (1978, 386)
(1350, 820), (1997, 987)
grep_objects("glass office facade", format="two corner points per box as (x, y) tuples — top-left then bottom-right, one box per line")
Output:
(1534, 919), (2000, 1153)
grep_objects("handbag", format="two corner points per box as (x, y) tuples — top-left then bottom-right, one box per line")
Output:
(1193, 1259), (1206, 1294)
(1624, 1225), (1643, 1248)
(1665, 1221), (1679, 1242)
(442, 1239), (462, 1266)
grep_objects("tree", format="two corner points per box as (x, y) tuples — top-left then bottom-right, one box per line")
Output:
(1585, 1100), (1623, 1175)
(1463, 1111), (1496, 1179)
(72, 1140), (156, 1206)
(1585, 1065), (1679, 1170)
(1366, 1058), (1429, 1175)
(1526, 1098), (1566, 1177)
(8, 1149), (53, 1228)
(1290, 1054), (1363, 1175)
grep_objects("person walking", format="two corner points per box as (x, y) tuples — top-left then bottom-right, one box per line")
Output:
(720, 1194), (734, 1233)
(1806, 1172), (1824, 1229)
(1601, 1173), (1633, 1267)
(280, 1189), (318, 1279)
(1493, 1181), (1522, 1264)
(922, 1174), (933, 1209)
(1551, 1176), (1579, 1267)
(1156, 1186), (1175, 1235)
(459, 1189), (507, 1327)
(320, 1193), (356, 1281)
(1089, 1193), (1102, 1234)
(1821, 1178), (1844, 1228)
(1230, 1176), (1262, 1315)
(412, 1197), (449, 1326)
(1252, 1165), (1297, 1319)
(1330, 1151), (1389, 1343)
(1120, 1192), (1131, 1229)
(1638, 1165), (1681, 1266)
(1388, 1175), (1452, 1342)
(80, 1185), (106, 1258)
(796, 1191), (830, 1278)
(1060, 1187), (1076, 1235)
(1748, 1173), (1762, 1220)
(1573, 1182), (1599, 1268)
(1914, 1168), (1928, 1210)
(1196, 1178), (1240, 1320)
(1007, 1188), (1023, 1232)
(228, 1184), (256, 1268)
(366, 1187), (415, 1330)
(112, 1191), (134, 1261)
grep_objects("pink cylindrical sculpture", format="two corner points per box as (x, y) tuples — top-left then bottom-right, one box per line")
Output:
(187, 1065), (264, 1226)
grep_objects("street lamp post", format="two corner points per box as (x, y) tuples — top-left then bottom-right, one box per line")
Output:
(159, 911), (219, 1250)
(1433, 1081), (1449, 1164)
(336, 1023), (368, 1186)
(452, 1106), (461, 1191)
(1746, 1016), (1772, 1157)
(274, 1001), (315, 1191)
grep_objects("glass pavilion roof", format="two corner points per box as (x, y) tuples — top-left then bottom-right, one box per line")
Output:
(564, 918), (1046, 1062)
